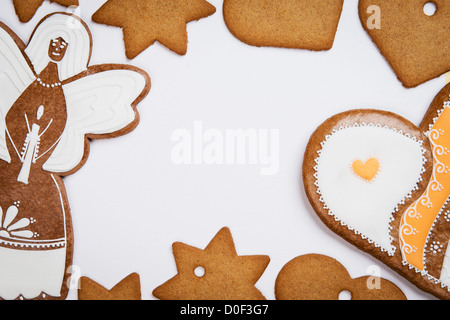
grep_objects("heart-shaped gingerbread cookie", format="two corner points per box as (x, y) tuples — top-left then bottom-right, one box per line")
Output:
(275, 254), (406, 300)
(359, 0), (450, 88)
(303, 83), (450, 299)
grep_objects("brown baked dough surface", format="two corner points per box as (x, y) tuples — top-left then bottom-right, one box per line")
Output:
(223, 0), (344, 50)
(359, 0), (450, 88)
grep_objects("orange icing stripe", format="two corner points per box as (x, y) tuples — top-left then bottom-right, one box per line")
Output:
(400, 107), (450, 270)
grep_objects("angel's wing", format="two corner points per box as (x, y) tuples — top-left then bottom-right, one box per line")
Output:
(0, 24), (36, 163)
(42, 68), (148, 173)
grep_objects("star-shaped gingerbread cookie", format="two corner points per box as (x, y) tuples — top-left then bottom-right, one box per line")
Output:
(91, 0), (216, 58)
(12, 0), (79, 22)
(78, 273), (141, 300)
(153, 227), (270, 300)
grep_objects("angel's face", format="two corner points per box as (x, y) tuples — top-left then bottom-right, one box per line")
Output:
(48, 37), (68, 62)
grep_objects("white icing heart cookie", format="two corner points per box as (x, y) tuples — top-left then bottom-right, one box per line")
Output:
(314, 123), (426, 255)
(302, 101), (450, 299)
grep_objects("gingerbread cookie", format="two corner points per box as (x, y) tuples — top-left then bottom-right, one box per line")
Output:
(12, 0), (79, 23)
(275, 254), (406, 300)
(223, 0), (344, 51)
(359, 0), (450, 88)
(152, 227), (270, 300)
(0, 12), (150, 300)
(78, 273), (141, 300)
(303, 83), (450, 299)
(92, 0), (216, 59)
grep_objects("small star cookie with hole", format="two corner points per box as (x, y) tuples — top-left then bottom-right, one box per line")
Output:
(78, 273), (142, 300)
(92, 0), (216, 58)
(152, 227), (270, 300)
(12, 0), (79, 22)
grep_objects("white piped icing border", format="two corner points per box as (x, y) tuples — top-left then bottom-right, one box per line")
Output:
(402, 260), (450, 292)
(313, 122), (428, 256)
(423, 196), (450, 271)
(0, 237), (65, 250)
(427, 99), (450, 132)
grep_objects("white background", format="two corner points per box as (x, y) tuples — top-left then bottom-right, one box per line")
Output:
(0, 0), (447, 300)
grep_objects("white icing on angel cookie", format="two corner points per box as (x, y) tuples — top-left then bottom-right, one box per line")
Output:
(0, 13), (149, 300)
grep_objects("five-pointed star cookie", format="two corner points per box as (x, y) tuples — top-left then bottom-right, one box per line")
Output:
(91, 0), (216, 58)
(12, 0), (79, 22)
(152, 227), (270, 300)
(78, 273), (142, 300)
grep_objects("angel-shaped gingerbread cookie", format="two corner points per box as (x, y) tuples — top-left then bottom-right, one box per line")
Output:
(0, 13), (150, 300)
